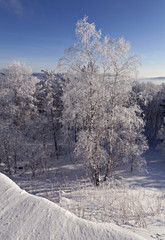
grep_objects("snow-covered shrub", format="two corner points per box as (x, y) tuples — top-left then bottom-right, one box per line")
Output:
(59, 178), (165, 228)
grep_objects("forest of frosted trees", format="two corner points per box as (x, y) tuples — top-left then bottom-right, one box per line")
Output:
(0, 17), (165, 186)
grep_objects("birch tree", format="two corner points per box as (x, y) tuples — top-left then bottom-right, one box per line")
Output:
(60, 17), (148, 185)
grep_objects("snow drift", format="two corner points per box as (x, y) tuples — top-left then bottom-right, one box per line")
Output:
(0, 173), (146, 240)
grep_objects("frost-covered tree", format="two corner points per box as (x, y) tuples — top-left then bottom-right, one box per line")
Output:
(156, 83), (165, 156)
(156, 125), (165, 155)
(60, 17), (148, 185)
(121, 106), (148, 173)
(132, 81), (162, 145)
(35, 70), (63, 159)
(0, 62), (39, 174)
(1, 61), (39, 130)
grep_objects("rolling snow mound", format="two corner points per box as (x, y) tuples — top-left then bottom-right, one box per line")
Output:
(0, 173), (146, 240)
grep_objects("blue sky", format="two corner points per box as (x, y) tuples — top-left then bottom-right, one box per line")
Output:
(0, 0), (165, 77)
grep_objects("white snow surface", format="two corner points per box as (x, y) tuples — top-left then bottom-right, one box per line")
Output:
(0, 173), (146, 240)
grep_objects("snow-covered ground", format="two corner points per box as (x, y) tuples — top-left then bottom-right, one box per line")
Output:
(1, 149), (165, 240)
(0, 173), (146, 240)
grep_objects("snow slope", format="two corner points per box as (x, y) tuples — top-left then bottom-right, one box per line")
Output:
(0, 173), (146, 240)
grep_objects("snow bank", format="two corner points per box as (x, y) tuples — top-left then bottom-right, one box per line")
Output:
(0, 173), (146, 240)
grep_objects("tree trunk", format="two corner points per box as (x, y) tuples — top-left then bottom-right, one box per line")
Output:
(4, 141), (11, 175)
(14, 150), (17, 174)
(104, 163), (110, 181)
(104, 141), (113, 181)
(67, 126), (72, 161)
(94, 169), (100, 186)
(51, 108), (58, 159)
(74, 124), (78, 142)
(131, 155), (134, 172)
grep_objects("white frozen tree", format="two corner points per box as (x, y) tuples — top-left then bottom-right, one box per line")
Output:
(132, 81), (162, 145)
(0, 62), (39, 174)
(156, 83), (165, 156)
(60, 17), (148, 185)
(121, 106), (148, 173)
(157, 124), (165, 156)
(35, 70), (63, 159)
(3, 61), (39, 129)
